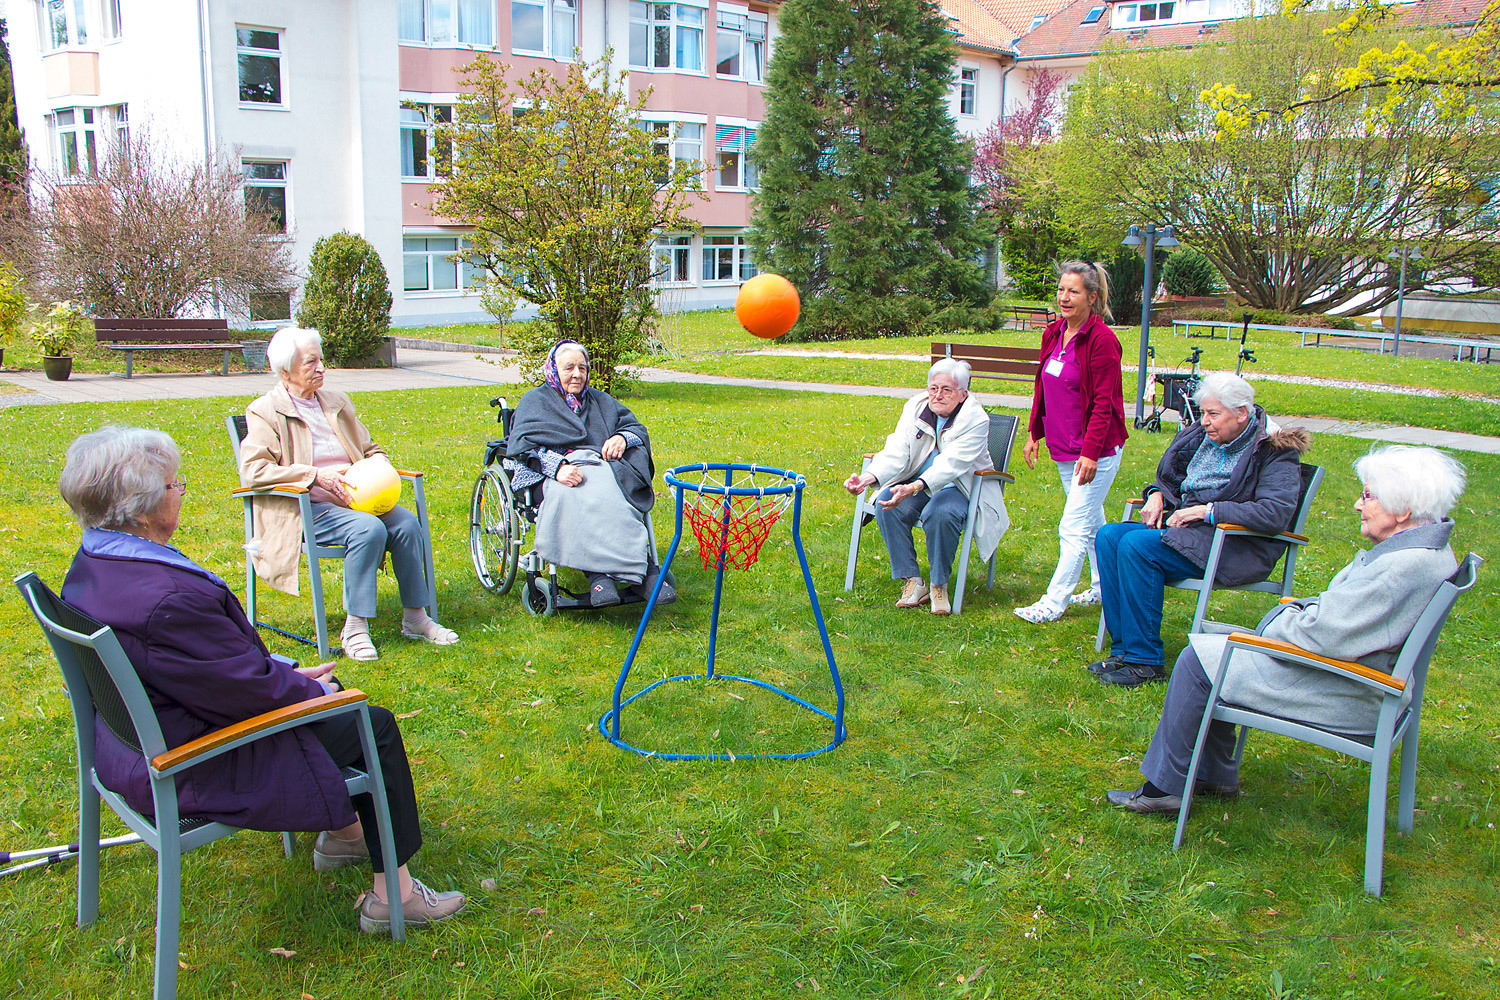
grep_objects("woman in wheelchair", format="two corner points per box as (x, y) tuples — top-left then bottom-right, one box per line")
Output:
(240, 326), (457, 661)
(58, 426), (465, 931)
(507, 340), (674, 607)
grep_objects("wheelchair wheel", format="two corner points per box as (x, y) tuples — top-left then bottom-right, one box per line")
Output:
(469, 467), (520, 595)
(520, 575), (556, 617)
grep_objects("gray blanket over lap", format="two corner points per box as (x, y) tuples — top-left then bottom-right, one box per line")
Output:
(533, 450), (650, 583)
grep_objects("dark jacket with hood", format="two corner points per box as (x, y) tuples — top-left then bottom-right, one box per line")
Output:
(1146, 405), (1312, 586)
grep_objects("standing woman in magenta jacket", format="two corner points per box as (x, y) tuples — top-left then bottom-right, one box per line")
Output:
(1013, 260), (1130, 623)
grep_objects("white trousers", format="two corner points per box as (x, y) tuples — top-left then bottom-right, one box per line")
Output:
(1037, 449), (1123, 613)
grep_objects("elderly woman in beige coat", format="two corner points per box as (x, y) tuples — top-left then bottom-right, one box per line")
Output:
(239, 326), (457, 661)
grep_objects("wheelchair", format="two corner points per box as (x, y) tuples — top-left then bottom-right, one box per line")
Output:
(467, 396), (669, 617)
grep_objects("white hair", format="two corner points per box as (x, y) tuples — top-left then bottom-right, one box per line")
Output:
(928, 358), (971, 390)
(268, 326), (324, 378)
(1194, 371), (1254, 413)
(1355, 445), (1466, 525)
(59, 426), (180, 530)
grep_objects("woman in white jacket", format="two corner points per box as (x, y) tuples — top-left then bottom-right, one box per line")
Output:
(843, 359), (1007, 615)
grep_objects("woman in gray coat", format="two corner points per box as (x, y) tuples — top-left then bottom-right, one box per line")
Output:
(1107, 445), (1467, 814)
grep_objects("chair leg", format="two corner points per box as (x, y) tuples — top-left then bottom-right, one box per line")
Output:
(1397, 724), (1422, 835)
(986, 552), (996, 593)
(1094, 609), (1107, 653)
(155, 840), (182, 1000)
(282, 831), (295, 859)
(306, 551), (332, 661)
(844, 496), (866, 592)
(355, 706), (406, 942)
(412, 478), (438, 620)
(1365, 754), (1392, 896)
(77, 781), (101, 926)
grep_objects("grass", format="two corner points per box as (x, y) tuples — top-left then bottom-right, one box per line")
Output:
(1, 382), (1498, 998)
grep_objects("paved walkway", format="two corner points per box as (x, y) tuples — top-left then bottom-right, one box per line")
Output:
(3, 347), (1497, 455)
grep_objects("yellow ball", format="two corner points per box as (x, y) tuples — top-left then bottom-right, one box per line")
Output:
(343, 458), (401, 515)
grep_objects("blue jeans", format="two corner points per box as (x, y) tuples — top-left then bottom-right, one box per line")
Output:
(874, 484), (968, 587)
(1095, 520), (1203, 666)
(312, 503), (430, 619)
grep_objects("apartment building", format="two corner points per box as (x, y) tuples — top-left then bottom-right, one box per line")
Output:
(5, 0), (1034, 326)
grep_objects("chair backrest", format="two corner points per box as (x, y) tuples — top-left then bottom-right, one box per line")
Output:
(1390, 553), (1483, 706)
(225, 413), (249, 467)
(986, 412), (1020, 476)
(1290, 463), (1326, 535)
(14, 572), (169, 762)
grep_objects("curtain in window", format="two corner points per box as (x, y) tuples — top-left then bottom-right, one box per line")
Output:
(398, 0), (425, 40)
(459, 0), (495, 45)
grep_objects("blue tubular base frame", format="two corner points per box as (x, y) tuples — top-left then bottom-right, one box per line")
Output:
(598, 463), (847, 761)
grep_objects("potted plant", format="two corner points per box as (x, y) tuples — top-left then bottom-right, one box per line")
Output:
(0, 263), (25, 368)
(34, 300), (90, 381)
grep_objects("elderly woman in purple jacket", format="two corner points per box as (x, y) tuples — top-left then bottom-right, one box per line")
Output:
(57, 426), (465, 934)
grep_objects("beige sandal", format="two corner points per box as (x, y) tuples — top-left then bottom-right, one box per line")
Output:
(340, 628), (379, 661)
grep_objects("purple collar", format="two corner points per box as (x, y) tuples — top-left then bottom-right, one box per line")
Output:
(81, 528), (229, 590)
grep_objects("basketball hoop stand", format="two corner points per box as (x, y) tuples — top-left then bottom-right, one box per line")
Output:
(597, 463), (847, 760)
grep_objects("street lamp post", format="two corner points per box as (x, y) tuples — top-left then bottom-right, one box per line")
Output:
(1121, 223), (1179, 425)
(1391, 245), (1420, 358)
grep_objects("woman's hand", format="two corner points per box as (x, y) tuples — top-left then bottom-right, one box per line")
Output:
(1166, 504), (1210, 529)
(1074, 456), (1098, 486)
(1023, 435), (1040, 469)
(601, 434), (628, 461)
(315, 469), (351, 506)
(296, 662), (339, 691)
(1142, 492), (1167, 528)
(557, 463), (585, 487)
(878, 480), (924, 509)
(844, 472), (876, 495)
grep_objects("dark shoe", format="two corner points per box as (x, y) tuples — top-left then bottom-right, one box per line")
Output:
(1099, 662), (1166, 687)
(1196, 781), (1240, 798)
(313, 831), (369, 872)
(587, 574), (621, 608)
(1106, 785), (1183, 815)
(1087, 653), (1125, 675)
(640, 567), (677, 606)
(358, 879), (467, 934)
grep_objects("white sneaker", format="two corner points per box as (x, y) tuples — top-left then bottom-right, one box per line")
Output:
(1013, 600), (1063, 623)
(895, 578), (930, 608)
(1069, 588), (1102, 607)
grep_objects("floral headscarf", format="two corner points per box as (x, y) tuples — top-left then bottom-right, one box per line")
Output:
(543, 340), (589, 414)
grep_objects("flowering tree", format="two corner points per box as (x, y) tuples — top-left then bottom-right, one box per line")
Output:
(971, 69), (1064, 215)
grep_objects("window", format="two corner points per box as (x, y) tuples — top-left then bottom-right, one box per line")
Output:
(399, 0), (496, 46)
(715, 7), (766, 82)
(958, 67), (977, 117)
(653, 235), (693, 284)
(237, 27), (285, 107)
(243, 160), (289, 234)
(401, 103), (453, 179)
(1027, 14), (1045, 32)
(630, 2), (705, 72)
(512, 0), (577, 57)
(1180, 0), (1237, 19)
(49, 108), (102, 176)
(249, 291), (293, 323)
(1118, 2), (1176, 24)
(715, 124), (757, 190)
(403, 236), (482, 292)
(702, 234), (755, 283)
(43, 0), (90, 50)
(102, 0), (123, 38)
(1081, 5), (1105, 23)
(640, 120), (704, 184)
(107, 103), (128, 146)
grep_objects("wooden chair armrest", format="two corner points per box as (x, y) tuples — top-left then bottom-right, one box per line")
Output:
(976, 470), (1015, 483)
(1278, 596), (1299, 604)
(150, 689), (369, 775)
(1225, 633), (1404, 692)
(1126, 498), (1146, 507)
(396, 469), (422, 479)
(1215, 524), (1310, 545)
(862, 453), (876, 460)
(231, 483), (310, 497)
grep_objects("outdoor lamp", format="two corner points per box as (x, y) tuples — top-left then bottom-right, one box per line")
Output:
(1122, 223), (1180, 424)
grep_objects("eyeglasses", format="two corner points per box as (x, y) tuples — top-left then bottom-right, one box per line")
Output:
(167, 476), (188, 496)
(926, 385), (959, 398)
(1356, 489), (1375, 504)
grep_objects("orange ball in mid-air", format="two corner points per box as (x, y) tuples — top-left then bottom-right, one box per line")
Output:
(735, 273), (801, 339)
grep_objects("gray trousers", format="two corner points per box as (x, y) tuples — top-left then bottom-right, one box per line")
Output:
(311, 503), (429, 619)
(1141, 647), (1241, 795)
(873, 484), (968, 587)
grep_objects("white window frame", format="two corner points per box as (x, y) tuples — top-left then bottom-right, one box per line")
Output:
(714, 122), (758, 192)
(243, 159), (290, 235)
(236, 25), (288, 110)
(714, 5), (766, 83)
(48, 106), (103, 177)
(629, 1), (707, 74)
(42, 0), (89, 51)
(400, 101), (455, 181)
(652, 234), (694, 286)
(511, 0), (578, 58)
(958, 67), (978, 117)
(101, 0), (123, 40)
(701, 233), (755, 284)
(1115, 1), (1177, 26)
(248, 289), (294, 326)
(639, 114), (706, 186)
(403, 232), (484, 295)
(398, 0), (498, 47)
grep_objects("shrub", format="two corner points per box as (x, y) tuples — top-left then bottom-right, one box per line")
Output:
(0, 261), (25, 350)
(295, 232), (392, 366)
(1161, 248), (1222, 297)
(32, 299), (89, 355)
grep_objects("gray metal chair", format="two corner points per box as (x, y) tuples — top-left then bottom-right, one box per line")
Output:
(14, 571), (407, 1000)
(1172, 553), (1482, 896)
(1095, 462), (1325, 650)
(226, 414), (438, 659)
(844, 411), (1018, 614)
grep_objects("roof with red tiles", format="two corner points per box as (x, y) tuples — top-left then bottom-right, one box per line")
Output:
(1013, 0), (1490, 61)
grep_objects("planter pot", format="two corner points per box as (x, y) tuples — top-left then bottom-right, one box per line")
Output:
(241, 339), (270, 372)
(348, 336), (397, 369)
(42, 355), (73, 381)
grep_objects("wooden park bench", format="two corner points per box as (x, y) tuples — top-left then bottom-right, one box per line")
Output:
(1005, 305), (1055, 331)
(931, 341), (1041, 388)
(95, 319), (243, 378)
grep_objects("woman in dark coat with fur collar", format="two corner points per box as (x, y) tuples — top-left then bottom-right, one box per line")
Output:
(1091, 373), (1312, 687)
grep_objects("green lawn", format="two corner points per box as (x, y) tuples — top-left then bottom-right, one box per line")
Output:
(1, 383), (1497, 998)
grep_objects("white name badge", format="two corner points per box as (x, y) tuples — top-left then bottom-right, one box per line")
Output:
(1044, 358), (1065, 377)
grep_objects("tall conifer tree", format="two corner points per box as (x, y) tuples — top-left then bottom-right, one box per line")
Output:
(0, 20), (29, 184)
(750, 0), (992, 340)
